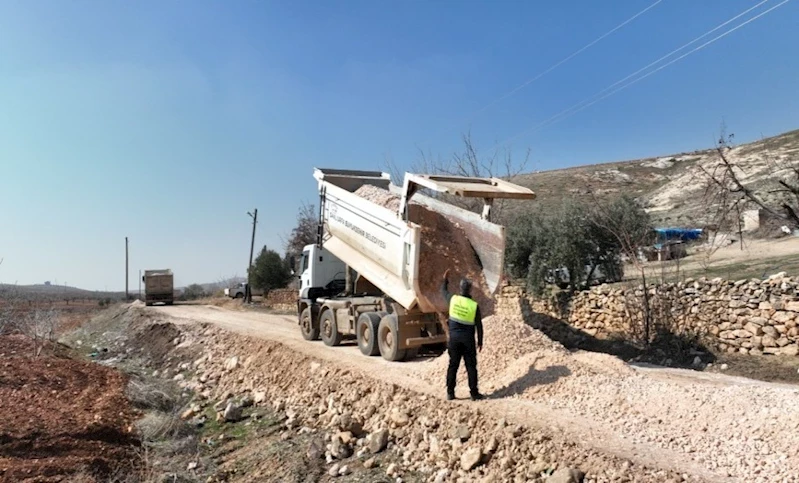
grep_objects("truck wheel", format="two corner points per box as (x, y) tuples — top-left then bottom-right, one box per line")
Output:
(378, 314), (406, 362)
(320, 309), (343, 347)
(234, 292), (243, 299)
(300, 307), (319, 341)
(357, 312), (382, 356)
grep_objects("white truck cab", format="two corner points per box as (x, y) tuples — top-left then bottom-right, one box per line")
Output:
(299, 244), (347, 299)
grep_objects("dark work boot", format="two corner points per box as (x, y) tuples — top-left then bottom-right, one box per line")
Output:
(447, 392), (455, 401)
(470, 393), (485, 401)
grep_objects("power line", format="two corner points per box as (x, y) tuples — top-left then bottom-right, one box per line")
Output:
(577, 0), (771, 109)
(501, 0), (790, 146)
(539, 0), (791, 134)
(459, 0), (664, 126)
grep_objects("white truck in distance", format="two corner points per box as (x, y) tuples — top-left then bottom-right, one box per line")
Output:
(224, 282), (264, 298)
(297, 168), (535, 361)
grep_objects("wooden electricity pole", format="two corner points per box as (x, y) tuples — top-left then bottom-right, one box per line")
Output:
(125, 237), (129, 301)
(245, 209), (258, 304)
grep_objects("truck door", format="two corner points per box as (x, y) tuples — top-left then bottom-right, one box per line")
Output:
(299, 248), (312, 296)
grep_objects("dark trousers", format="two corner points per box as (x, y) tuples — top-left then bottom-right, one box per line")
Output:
(447, 336), (478, 396)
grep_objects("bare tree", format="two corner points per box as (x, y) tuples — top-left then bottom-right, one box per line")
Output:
(0, 286), (17, 336)
(385, 132), (531, 222)
(0, 284), (60, 356)
(200, 275), (243, 297)
(284, 202), (318, 262)
(20, 308), (60, 357)
(589, 194), (655, 345)
(700, 129), (799, 233)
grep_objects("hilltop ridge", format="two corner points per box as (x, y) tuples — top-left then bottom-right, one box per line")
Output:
(508, 128), (799, 227)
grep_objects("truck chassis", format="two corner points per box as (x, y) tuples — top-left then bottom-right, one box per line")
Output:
(298, 296), (446, 361)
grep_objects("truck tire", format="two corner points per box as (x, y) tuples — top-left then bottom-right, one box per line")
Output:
(300, 307), (319, 341)
(234, 292), (243, 299)
(320, 309), (343, 347)
(378, 314), (406, 362)
(357, 312), (383, 356)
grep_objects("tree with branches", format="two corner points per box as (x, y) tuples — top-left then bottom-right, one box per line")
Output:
(284, 202), (317, 266)
(590, 195), (655, 344)
(701, 129), (799, 232)
(506, 199), (635, 296)
(250, 246), (292, 293)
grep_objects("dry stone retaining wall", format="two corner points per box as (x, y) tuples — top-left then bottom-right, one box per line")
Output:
(501, 273), (799, 356)
(264, 289), (296, 312)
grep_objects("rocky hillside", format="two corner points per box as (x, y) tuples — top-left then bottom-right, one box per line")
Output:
(0, 283), (124, 300)
(507, 128), (799, 227)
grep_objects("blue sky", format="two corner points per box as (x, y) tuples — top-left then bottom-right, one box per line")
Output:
(1, 0), (797, 290)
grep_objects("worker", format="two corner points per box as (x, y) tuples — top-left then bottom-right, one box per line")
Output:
(441, 269), (484, 401)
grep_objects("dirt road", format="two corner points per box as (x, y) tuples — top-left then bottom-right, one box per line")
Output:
(153, 304), (799, 482)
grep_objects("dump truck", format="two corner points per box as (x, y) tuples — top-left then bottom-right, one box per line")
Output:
(297, 168), (535, 361)
(142, 269), (174, 306)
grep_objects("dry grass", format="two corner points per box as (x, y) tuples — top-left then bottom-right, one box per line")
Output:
(71, 447), (187, 483)
(136, 412), (192, 442)
(123, 370), (205, 480)
(127, 375), (181, 413)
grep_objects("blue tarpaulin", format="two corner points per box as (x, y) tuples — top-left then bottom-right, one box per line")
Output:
(654, 228), (703, 242)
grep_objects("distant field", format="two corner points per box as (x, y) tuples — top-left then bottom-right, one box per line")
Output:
(0, 298), (109, 334)
(631, 236), (799, 283)
(0, 283), (124, 301)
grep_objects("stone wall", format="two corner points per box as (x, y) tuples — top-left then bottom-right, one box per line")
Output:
(264, 289), (296, 312)
(499, 273), (799, 357)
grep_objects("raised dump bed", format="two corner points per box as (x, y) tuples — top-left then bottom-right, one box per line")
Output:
(297, 168), (535, 361)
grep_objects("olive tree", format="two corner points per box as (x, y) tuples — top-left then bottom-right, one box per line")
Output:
(506, 199), (632, 296)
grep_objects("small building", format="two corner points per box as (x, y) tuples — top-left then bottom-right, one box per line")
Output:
(742, 209), (760, 232)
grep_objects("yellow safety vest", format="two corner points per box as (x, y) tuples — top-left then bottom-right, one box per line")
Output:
(449, 295), (477, 325)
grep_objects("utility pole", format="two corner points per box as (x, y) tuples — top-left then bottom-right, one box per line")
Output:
(125, 237), (129, 301)
(245, 209), (258, 304)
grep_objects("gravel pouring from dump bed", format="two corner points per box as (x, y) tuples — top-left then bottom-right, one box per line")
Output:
(353, 185), (494, 315)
